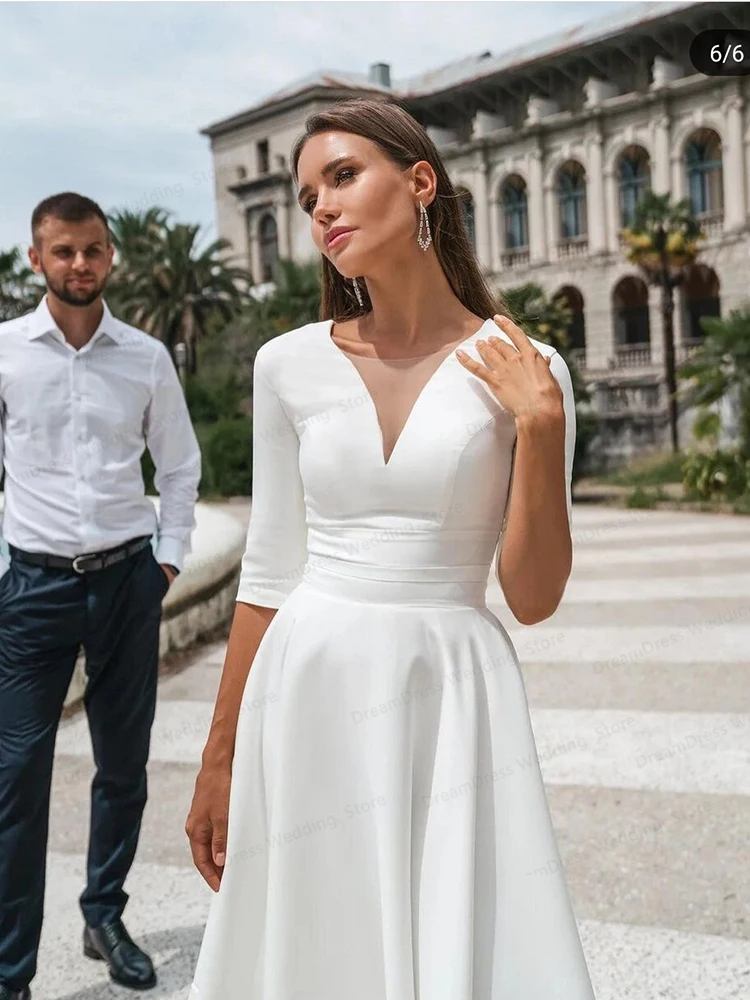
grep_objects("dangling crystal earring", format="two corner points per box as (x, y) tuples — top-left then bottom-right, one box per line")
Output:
(417, 201), (432, 251)
(352, 276), (364, 309)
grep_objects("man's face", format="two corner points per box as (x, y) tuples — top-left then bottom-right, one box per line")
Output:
(28, 215), (115, 307)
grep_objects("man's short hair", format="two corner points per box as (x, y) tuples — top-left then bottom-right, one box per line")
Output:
(31, 192), (111, 248)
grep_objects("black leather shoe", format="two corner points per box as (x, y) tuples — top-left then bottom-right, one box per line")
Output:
(83, 918), (156, 990)
(0, 986), (31, 1000)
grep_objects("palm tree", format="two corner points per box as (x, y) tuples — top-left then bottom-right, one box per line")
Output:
(106, 207), (172, 314)
(0, 246), (44, 321)
(111, 214), (251, 373)
(621, 191), (703, 453)
(678, 306), (750, 461)
(255, 257), (322, 332)
(108, 207), (170, 259)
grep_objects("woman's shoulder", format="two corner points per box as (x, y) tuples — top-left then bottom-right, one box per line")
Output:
(254, 320), (327, 377)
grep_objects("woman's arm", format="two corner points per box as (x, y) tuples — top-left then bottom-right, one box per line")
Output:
(201, 602), (276, 768)
(187, 341), (308, 890)
(498, 350), (576, 625)
(201, 344), (308, 766)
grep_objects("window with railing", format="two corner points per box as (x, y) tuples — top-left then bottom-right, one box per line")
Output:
(682, 263), (721, 341)
(557, 161), (587, 240)
(618, 146), (651, 227)
(685, 129), (723, 218)
(501, 176), (528, 250)
(613, 276), (651, 349)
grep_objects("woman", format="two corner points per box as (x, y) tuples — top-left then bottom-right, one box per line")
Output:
(187, 97), (596, 999)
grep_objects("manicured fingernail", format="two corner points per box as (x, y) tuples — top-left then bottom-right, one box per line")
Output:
(216, 852), (225, 865)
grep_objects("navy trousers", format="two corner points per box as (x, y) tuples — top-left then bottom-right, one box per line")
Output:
(0, 540), (170, 991)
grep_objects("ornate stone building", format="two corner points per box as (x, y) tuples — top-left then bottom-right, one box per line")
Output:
(200, 0), (749, 467)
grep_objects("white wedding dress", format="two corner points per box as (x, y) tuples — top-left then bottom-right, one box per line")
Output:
(188, 317), (596, 999)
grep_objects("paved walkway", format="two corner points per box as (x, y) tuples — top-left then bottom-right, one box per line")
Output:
(41, 504), (749, 999)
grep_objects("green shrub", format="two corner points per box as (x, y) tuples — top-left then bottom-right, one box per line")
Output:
(204, 418), (253, 497)
(604, 450), (687, 486)
(681, 449), (750, 501)
(185, 369), (244, 423)
(141, 448), (156, 495)
(625, 485), (666, 508)
(140, 417), (252, 499)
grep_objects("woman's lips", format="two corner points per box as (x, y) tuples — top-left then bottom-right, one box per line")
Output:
(327, 229), (354, 250)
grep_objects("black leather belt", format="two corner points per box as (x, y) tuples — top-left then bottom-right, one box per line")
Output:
(8, 535), (153, 574)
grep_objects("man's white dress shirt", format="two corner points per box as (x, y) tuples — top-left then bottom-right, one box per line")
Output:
(0, 295), (201, 574)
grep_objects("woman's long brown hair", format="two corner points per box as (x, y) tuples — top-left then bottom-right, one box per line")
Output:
(290, 96), (504, 324)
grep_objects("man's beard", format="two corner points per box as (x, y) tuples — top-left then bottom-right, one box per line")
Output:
(43, 269), (108, 307)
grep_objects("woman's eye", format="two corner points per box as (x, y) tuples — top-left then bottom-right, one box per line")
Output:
(303, 167), (356, 214)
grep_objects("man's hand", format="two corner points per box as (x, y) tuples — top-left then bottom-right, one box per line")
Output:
(160, 564), (178, 587)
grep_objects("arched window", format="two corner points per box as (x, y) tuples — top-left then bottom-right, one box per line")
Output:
(556, 161), (587, 241)
(682, 264), (720, 341)
(457, 188), (476, 249)
(685, 129), (723, 218)
(553, 286), (586, 355)
(618, 146), (651, 227)
(259, 213), (279, 283)
(613, 276), (651, 350)
(501, 176), (528, 250)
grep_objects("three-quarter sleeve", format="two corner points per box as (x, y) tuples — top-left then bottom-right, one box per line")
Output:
(236, 348), (308, 608)
(548, 350), (576, 529)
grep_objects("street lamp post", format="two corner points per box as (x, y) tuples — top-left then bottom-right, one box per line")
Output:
(655, 227), (681, 455)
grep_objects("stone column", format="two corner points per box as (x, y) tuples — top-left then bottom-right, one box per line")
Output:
(474, 156), (491, 270)
(604, 168), (619, 253)
(651, 113), (671, 194)
(587, 130), (607, 253)
(276, 188), (291, 258)
(671, 135), (686, 202)
(649, 283), (664, 366)
(248, 211), (261, 284)
(488, 193), (501, 273)
(722, 91), (746, 230)
(528, 148), (546, 263)
(544, 181), (558, 260)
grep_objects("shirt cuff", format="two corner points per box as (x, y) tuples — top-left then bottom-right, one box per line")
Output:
(154, 536), (185, 572)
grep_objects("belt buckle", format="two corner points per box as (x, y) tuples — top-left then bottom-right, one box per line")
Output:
(72, 553), (98, 574)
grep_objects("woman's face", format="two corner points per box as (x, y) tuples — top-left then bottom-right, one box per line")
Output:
(296, 130), (422, 278)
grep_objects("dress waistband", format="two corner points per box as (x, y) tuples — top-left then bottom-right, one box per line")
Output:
(302, 558), (490, 608)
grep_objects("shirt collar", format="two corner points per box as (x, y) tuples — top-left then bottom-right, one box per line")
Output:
(27, 294), (125, 345)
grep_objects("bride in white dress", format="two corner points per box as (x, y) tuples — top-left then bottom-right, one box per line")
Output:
(186, 97), (596, 999)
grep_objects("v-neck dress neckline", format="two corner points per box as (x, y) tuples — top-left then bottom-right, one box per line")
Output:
(322, 318), (494, 469)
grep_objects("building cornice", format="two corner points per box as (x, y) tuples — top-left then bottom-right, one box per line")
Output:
(201, 83), (390, 140)
(435, 71), (726, 164)
(227, 170), (290, 197)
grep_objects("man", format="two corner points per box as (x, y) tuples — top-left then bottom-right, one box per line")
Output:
(0, 192), (202, 1000)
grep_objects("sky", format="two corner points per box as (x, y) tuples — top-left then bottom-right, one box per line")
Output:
(0, 0), (637, 257)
